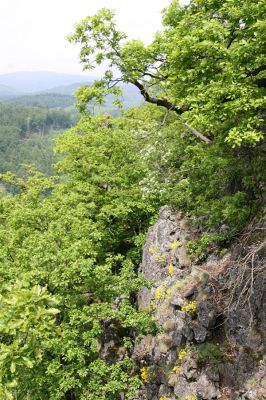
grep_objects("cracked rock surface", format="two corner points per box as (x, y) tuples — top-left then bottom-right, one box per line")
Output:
(134, 206), (266, 400)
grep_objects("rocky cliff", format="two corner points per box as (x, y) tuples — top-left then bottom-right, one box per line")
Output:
(133, 206), (265, 400)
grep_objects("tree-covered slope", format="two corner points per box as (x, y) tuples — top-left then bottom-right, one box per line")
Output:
(5, 83), (142, 115)
(0, 102), (74, 178)
(0, 1), (265, 399)
(0, 113), (158, 399)
(8, 93), (75, 109)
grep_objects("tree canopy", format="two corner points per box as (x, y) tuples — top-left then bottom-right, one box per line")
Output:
(0, 114), (159, 399)
(0, 1), (265, 399)
(69, 0), (266, 147)
(0, 102), (74, 180)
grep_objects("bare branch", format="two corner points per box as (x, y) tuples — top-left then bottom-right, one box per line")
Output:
(141, 71), (168, 80)
(107, 78), (124, 89)
(182, 122), (211, 144)
(133, 79), (187, 114)
(133, 80), (212, 144)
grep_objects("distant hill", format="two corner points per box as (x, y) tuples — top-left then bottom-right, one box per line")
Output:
(42, 81), (143, 106)
(43, 82), (91, 96)
(43, 82), (143, 108)
(0, 84), (22, 100)
(119, 83), (143, 108)
(0, 71), (94, 93)
(0, 71), (143, 112)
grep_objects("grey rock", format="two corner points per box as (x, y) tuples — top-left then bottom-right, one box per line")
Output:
(173, 376), (193, 398)
(170, 294), (184, 307)
(175, 244), (192, 267)
(195, 373), (218, 399)
(138, 287), (153, 311)
(154, 300), (175, 325)
(183, 324), (194, 341)
(138, 206), (186, 284)
(133, 335), (154, 363)
(206, 253), (219, 267)
(191, 322), (208, 343)
(197, 301), (217, 329)
(206, 367), (220, 383)
(243, 389), (259, 399)
(134, 207), (266, 399)
(158, 384), (171, 398)
(183, 358), (198, 380)
(226, 307), (263, 348)
(183, 285), (196, 298)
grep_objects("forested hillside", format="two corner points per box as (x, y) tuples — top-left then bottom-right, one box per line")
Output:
(0, 102), (73, 179)
(0, 72), (142, 113)
(0, 84), (141, 185)
(0, 0), (265, 399)
(8, 93), (75, 109)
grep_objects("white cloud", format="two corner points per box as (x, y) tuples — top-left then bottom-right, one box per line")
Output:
(0, 0), (176, 75)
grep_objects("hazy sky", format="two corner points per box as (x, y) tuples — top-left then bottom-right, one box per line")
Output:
(0, 0), (176, 76)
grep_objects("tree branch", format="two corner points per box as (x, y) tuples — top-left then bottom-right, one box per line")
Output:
(133, 80), (188, 115)
(108, 78), (124, 89)
(182, 122), (211, 144)
(141, 71), (168, 80)
(247, 64), (266, 76)
(226, 27), (237, 49)
(133, 80), (211, 144)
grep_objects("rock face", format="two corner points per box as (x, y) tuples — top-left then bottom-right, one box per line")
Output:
(134, 206), (266, 400)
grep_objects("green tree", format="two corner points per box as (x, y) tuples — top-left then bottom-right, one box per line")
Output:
(0, 1), (265, 398)
(68, 0), (265, 251)
(68, 0), (265, 146)
(0, 102), (75, 180)
(0, 114), (157, 399)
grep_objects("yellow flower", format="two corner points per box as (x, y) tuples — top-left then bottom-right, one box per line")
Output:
(184, 394), (196, 400)
(181, 301), (197, 314)
(168, 264), (174, 277)
(171, 240), (180, 250)
(155, 255), (166, 263)
(155, 281), (167, 300)
(140, 367), (149, 383)
(178, 348), (188, 360)
(155, 286), (164, 300)
(149, 243), (156, 254)
(172, 365), (182, 374)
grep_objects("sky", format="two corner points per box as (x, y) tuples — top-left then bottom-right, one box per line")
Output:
(0, 0), (177, 77)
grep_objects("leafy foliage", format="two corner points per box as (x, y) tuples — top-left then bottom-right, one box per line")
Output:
(68, 0), (265, 249)
(0, 114), (158, 399)
(68, 0), (266, 146)
(9, 93), (76, 109)
(0, 1), (265, 398)
(194, 343), (225, 366)
(0, 102), (74, 180)
(122, 104), (264, 252)
(0, 282), (59, 399)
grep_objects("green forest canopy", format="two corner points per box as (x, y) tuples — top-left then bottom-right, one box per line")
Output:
(0, 0), (265, 399)
(0, 102), (74, 178)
